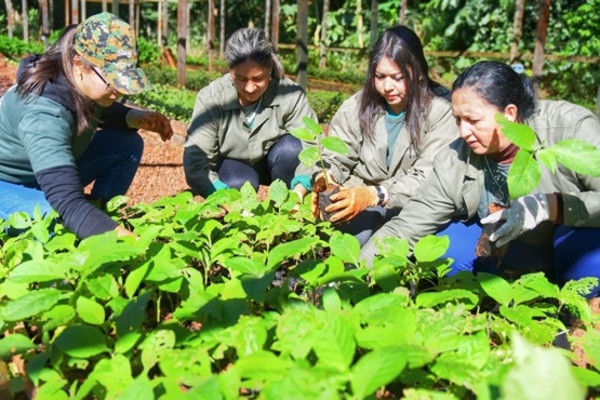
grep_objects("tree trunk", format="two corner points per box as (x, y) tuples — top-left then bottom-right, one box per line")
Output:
(219, 0), (225, 57)
(208, 0), (215, 71)
(319, 0), (330, 68)
(271, 0), (280, 48)
(532, 0), (551, 90)
(71, 0), (79, 24)
(510, 0), (525, 64)
(38, 0), (49, 49)
(399, 0), (407, 25)
(22, 0), (28, 42)
(356, 0), (363, 48)
(369, 0), (377, 48)
(129, 0), (135, 32)
(296, 0), (308, 89)
(102, 0), (107, 12)
(112, 0), (119, 17)
(5, 0), (15, 38)
(265, 0), (271, 37)
(177, 0), (188, 87)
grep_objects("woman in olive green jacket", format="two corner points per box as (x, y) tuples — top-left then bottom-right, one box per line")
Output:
(361, 61), (600, 297)
(293, 26), (457, 246)
(184, 27), (317, 197)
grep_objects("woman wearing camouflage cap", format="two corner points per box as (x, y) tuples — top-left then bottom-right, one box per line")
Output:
(183, 27), (317, 197)
(0, 12), (173, 238)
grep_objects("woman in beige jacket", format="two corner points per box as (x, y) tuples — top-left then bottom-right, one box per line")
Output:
(184, 28), (317, 197)
(361, 61), (600, 297)
(292, 26), (457, 245)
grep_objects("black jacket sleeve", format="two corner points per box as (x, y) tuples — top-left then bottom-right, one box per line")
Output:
(99, 101), (132, 130)
(35, 165), (119, 238)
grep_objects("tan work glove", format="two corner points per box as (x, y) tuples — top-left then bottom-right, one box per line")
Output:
(126, 108), (174, 142)
(311, 171), (338, 218)
(326, 186), (378, 223)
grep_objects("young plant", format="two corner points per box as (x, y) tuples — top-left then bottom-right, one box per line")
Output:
(289, 116), (348, 189)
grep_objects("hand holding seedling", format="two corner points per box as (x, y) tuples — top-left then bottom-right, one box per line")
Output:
(311, 171), (338, 218)
(326, 186), (379, 223)
(481, 193), (551, 247)
(127, 108), (174, 141)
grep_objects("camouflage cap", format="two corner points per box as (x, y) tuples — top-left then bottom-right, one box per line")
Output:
(74, 12), (151, 95)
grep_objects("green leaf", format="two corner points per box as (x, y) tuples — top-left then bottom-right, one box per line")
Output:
(90, 354), (133, 393)
(507, 149), (540, 199)
(54, 325), (109, 358)
(0, 288), (61, 321)
(289, 126), (316, 142)
(537, 148), (558, 174)
(322, 287), (342, 312)
(303, 116), (323, 135)
(496, 114), (536, 151)
(267, 237), (319, 269)
(549, 139), (600, 176)
(232, 350), (291, 381)
(351, 347), (407, 398)
(114, 377), (154, 400)
(299, 146), (320, 167)
(42, 305), (76, 331)
(413, 235), (449, 263)
(230, 316), (268, 357)
(114, 332), (142, 354)
(416, 289), (479, 310)
(313, 313), (356, 371)
(478, 273), (513, 306)
(322, 136), (348, 155)
(329, 231), (360, 264)
(9, 260), (67, 283)
(268, 179), (289, 207)
(0, 333), (34, 359)
(124, 261), (150, 299)
(140, 329), (176, 372)
(76, 296), (106, 325)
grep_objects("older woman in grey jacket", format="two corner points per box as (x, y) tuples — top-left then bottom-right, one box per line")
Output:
(361, 61), (600, 297)
(292, 26), (457, 246)
(184, 27), (317, 197)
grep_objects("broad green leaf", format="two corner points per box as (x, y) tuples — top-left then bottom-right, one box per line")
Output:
(0, 288), (61, 321)
(114, 332), (142, 354)
(224, 257), (266, 277)
(322, 287), (342, 312)
(571, 367), (600, 389)
(313, 314), (356, 371)
(76, 296), (106, 325)
(507, 149), (540, 199)
(276, 308), (320, 360)
(91, 354), (133, 393)
(416, 289), (479, 310)
(478, 273), (513, 306)
(114, 377), (154, 400)
(124, 261), (150, 299)
(299, 146), (320, 167)
(86, 274), (120, 301)
(502, 334), (585, 400)
(268, 179), (289, 207)
(74, 232), (142, 272)
(322, 136), (348, 155)
(549, 138), (600, 176)
(140, 330), (176, 372)
(580, 329), (600, 367)
(536, 148), (558, 174)
(267, 237), (319, 269)
(303, 116), (323, 135)
(232, 350), (291, 381)
(42, 305), (76, 331)
(431, 351), (485, 387)
(496, 114), (536, 151)
(353, 293), (410, 324)
(289, 126), (316, 142)
(230, 316), (268, 357)
(36, 378), (69, 400)
(329, 231), (360, 264)
(351, 347), (407, 399)
(9, 260), (67, 283)
(116, 292), (150, 337)
(54, 325), (109, 358)
(0, 333), (34, 359)
(413, 235), (449, 263)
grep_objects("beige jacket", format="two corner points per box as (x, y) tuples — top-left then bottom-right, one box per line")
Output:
(361, 100), (600, 262)
(306, 87), (457, 209)
(184, 74), (317, 195)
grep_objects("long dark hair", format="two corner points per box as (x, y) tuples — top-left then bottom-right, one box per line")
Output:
(452, 61), (536, 122)
(224, 27), (284, 80)
(359, 25), (439, 140)
(17, 25), (95, 135)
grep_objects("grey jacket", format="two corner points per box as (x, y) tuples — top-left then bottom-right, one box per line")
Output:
(305, 87), (457, 209)
(361, 100), (600, 262)
(184, 74), (317, 195)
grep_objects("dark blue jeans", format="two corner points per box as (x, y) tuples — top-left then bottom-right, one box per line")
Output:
(437, 219), (600, 298)
(0, 128), (143, 221)
(216, 134), (301, 191)
(337, 206), (401, 247)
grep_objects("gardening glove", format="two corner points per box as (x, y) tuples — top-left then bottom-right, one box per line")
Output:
(311, 171), (338, 218)
(480, 193), (551, 248)
(126, 108), (174, 142)
(326, 186), (379, 224)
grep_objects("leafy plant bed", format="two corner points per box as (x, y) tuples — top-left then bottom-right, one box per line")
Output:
(1, 183), (600, 399)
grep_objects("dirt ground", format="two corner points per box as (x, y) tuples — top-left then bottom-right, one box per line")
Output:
(0, 55), (192, 206)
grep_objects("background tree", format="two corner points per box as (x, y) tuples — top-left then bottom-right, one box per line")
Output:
(318, 0), (330, 68)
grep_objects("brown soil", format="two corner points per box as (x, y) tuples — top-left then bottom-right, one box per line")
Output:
(0, 55), (191, 206)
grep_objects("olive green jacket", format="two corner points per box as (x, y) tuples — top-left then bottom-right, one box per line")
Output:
(302, 86), (457, 209)
(361, 100), (600, 263)
(184, 74), (317, 196)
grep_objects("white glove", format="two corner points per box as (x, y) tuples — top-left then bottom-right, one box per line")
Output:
(480, 193), (551, 247)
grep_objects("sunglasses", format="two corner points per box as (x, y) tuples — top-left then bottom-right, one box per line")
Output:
(90, 66), (117, 93)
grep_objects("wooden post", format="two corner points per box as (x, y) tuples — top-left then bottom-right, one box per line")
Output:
(208, 0), (215, 72)
(219, 0), (225, 57)
(128, 0), (135, 31)
(161, 0), (168, 49)
(39, 0), (50, 50)
(112, 0), (119, 17)
(532, 0), (551, 91)
(510, 0), (525, 63)
(80, 0), (86, 20)
(71, 0), (79, 24)
(22, 0), (28, 42)
(399, 0), (407, 24)
(271, 0), (279, 48)
(296, 0), (308, 89)
(5, 0), (15, 38)
(102, 0), (107, 12)
(369, 0), (377, 48)
(265, 0), (271, 36)
(318, 0), (329, 69)
(177, 0), (188, 87)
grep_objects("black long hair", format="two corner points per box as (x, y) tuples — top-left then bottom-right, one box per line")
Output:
(17, 25), (96, 135)
(452, 61), (536, 122)
(224, 27), (284, 80)
(359, 25), (440, 141)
